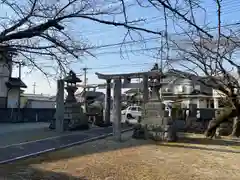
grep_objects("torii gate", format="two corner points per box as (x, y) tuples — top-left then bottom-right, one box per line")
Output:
(95, 71), (163, 141)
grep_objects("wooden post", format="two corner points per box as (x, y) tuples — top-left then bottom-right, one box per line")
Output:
(56, 79), (65, 132)
(112, 78), (121, 141)
(104, 79), (111, 125)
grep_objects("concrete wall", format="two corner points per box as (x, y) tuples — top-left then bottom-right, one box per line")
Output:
(0, 108), (55, 123)
(0, 97), (6, 108)
(27, 100), (55, 109)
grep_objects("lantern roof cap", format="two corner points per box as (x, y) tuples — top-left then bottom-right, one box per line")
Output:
(63, 70), (82, 83)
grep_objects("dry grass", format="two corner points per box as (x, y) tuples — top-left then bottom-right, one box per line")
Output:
(0, 132), (239, 180)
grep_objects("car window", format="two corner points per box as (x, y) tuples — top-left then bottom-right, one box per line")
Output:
(130, 107), (137, 111)
(137, 107), (142, 111)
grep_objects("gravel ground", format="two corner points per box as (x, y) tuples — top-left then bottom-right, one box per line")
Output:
(0, 132), (239, 180)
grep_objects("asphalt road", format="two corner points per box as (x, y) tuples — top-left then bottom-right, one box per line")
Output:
(0, 126), (131, 164)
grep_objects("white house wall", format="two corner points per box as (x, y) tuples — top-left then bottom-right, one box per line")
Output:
(212, 89), (226, 98)
(181, 99), (190, 108)
(172, 78), (193, 94)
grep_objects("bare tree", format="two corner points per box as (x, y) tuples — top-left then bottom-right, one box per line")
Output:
(0, 0), (212, 77)
(164, 0), (240, 137)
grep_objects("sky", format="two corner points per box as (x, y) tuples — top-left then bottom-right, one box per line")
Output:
(7, 0), (240, 96)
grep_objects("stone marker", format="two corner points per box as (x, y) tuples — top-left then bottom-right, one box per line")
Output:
(133, 72), (178, 142)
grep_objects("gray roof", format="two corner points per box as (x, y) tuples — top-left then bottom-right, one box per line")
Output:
(167, 69), (220, 88)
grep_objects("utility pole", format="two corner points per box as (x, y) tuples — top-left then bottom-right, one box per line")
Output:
(33, 82), (36, 94)
(159, 33), (164, 101)
(82, 67), (88, 111)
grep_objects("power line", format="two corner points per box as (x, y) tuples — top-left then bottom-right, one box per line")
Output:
(85, 63), (154, 72)
(79, 1), (240, 37)
(87, 22), (240, 52)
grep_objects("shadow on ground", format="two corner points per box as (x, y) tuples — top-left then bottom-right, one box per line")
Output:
(0, 131), (239, 179)
(1, 166), (88, 180)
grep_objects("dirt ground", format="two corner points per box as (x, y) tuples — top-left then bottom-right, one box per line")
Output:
(0, 131), (239, 180)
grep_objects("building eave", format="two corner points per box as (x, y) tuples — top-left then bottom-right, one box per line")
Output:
(5, 77), (27, 88)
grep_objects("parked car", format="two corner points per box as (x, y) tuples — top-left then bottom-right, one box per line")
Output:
(122, 105), (142, 124)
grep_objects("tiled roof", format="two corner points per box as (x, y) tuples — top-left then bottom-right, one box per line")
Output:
(5, 77), (27, 88)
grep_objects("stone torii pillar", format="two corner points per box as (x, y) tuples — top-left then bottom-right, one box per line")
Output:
(112, 78), (122, 141)
(56, 79), (65, 132)
(104, 79), (111, 125)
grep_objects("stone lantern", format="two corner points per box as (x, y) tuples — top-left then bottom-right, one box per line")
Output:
(63, 70), (89, 130)
(63, 70), (82, 103)
(49, 70), (89, 131)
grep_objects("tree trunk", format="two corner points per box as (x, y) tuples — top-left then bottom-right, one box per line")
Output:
(231, 116), (240, 137)
(205, 107), (234, 138)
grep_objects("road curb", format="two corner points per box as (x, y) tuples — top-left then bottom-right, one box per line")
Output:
(0, 128), (133, 165)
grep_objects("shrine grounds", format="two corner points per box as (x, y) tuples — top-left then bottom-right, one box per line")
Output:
(0, 131), (239, 180)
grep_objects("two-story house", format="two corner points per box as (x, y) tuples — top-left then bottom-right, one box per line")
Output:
(160, 75), (213, 108)
(125, 70), (217, 108)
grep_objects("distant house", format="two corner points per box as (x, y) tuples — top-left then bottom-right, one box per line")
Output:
(124, 70), (218, 108)
(76, 91), (105, 103)
(0, 49), (27, 108)
(22, 94), (56, 109)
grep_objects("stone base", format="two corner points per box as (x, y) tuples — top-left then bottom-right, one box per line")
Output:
(132, 124), (146, 139)
(147, 123), (178, 142)
(132, 122), (178, 142)
(50, 101), (90, 131)
(133, 100), (178, 142)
